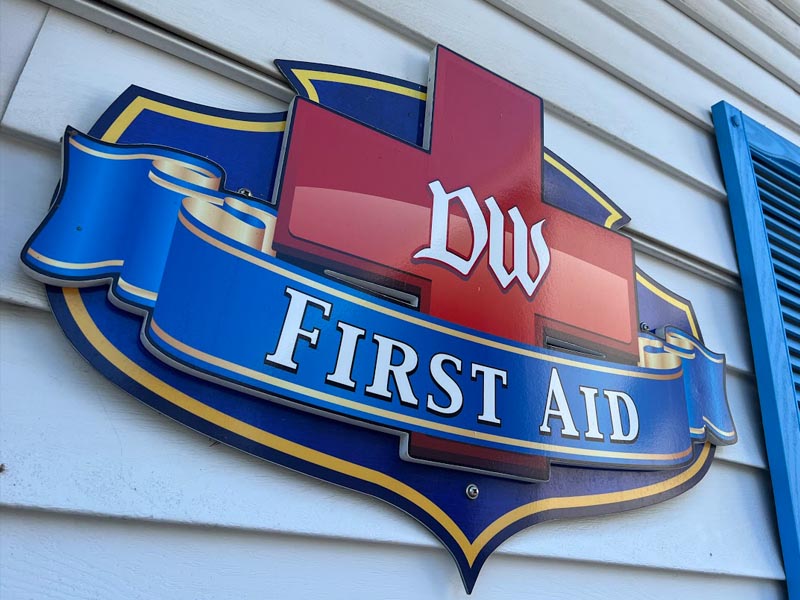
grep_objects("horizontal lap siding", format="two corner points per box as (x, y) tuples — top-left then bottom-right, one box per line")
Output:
(487, 0), (800, 138)
(587, 0), (799, 127)
(1, 507), (787, 600)
(0, 0), (794, 597)
(666, 0), (800, 93)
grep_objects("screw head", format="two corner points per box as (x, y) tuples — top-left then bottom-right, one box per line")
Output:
(465, 483), (479, 500)
(639, 322), (650, 332)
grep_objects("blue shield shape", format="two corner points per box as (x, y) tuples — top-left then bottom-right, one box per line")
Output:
(21, 51), (735, 593)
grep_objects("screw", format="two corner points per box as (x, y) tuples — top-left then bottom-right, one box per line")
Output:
(465, 483), (479, 500)
(639, 322), (650, 332)
(238, 188), (253, 197)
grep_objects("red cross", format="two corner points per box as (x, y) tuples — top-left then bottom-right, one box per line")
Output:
(273, 47), (639, 478)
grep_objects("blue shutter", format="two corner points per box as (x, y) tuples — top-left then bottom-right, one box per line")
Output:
(712, 102), (799, 599)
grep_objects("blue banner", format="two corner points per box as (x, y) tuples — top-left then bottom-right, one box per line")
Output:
(23, 129), (737, 472)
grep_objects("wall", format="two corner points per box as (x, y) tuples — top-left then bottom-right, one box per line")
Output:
(1, 0), (797, 597)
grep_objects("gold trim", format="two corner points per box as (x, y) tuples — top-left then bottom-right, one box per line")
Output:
(152, 158), (219, 189)
(638, 336), (682, 370)
(147, 170), (224, 207)
(102, 96), (285, 144)
(223, 197), (277, 255)
(27, 247), (123, 270)
(636, 272), (700, 339)
(703, 417), (736, 438)
(665, 330), (723, 364)
(69, 135), (220, 178)
(543, 153), (624, 229)
(689, 419), (735, 439)
(472, 442), (711, 552)
(291, 69), (427, 104)
(65, 287), (712, 565)
(117, 277), (157, 302)
(58, 90), (717, 566)
(183, 197), (277, 255)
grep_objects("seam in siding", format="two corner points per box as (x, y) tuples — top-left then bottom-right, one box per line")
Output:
(0, 5), (50, 122)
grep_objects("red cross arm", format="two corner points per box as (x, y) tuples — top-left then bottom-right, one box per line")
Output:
(272, 47), (639, 479)
(274, 47), (637, 359)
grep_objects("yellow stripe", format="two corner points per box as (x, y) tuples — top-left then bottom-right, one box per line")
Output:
(146, 170), (224, 206)
(69, 136), (220, 177)
(703, 417), (736, 438)
(472, 442), (711, 552)
(102, 96), (285, 144)
(544, 153), (624, 229)
(65, 287), (712, 565)
(690, 420), (735, 439)
(291, 69), (427, 104)
(687, 339), (723, 364)
(117, 277), (157, 302)
(636, 272), (700, 339)
(28, 248), (123, 270)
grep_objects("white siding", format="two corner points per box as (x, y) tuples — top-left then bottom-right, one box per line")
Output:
(1, 0), (796, 597)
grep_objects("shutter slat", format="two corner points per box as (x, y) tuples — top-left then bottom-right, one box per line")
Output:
(783, 303), (800, 327)
(752, 148), (800, 188)
(779, 289), (800, 313)
(772, 253), (800, 283)
(786, 320), (800, 342)
(754, 160), (800, 200)
(776, 271), (799, 293)
(761, 189), (800, 228)
(770, 244), (800, 274)
(775, 273), (800, 290)
(765, 214), (800, 247)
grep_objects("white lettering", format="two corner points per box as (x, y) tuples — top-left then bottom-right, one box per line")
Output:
(265, 288), (332, 371)
(579, 385), (604, 441)
(427, 353), (463, 416)
(366, 334), (420, 407)
(606, 390), (639, 442)
(325, 321), (366, 389)
(486, 197), (548, 296)
(539, 368), (580, 438)
(413, 180), (487, 275)
(471, 363), (507, 425)
(414, 181), (550, 297)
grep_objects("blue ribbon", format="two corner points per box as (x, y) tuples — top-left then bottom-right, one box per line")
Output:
(23, 129), (737, 470)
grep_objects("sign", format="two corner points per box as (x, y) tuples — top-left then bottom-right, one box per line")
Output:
(22, 47), (736, 592)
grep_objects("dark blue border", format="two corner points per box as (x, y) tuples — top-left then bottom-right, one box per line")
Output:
(24, 71), (720, 595)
